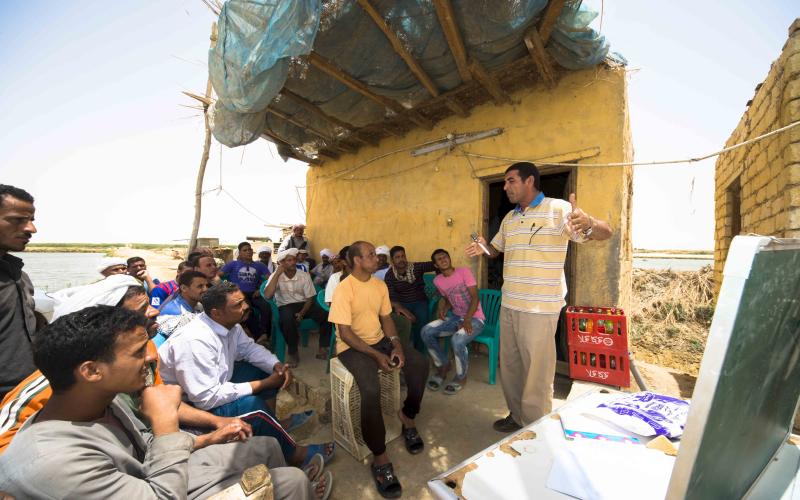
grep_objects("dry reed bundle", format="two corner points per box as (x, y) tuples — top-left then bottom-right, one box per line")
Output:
(629, 265), (715, 375)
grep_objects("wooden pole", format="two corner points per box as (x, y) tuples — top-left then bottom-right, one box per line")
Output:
(188, 23), (218, 258)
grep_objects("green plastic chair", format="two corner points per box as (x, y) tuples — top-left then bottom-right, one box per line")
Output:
(259, 281), (316, 349)
(316, 289), (336, 373)
(265, 298), (286, 362)
(423, 273), (441, 319)
(297, 284), (324, 346)
(475, 289), (502, 385)
(441, 288), (502, 385)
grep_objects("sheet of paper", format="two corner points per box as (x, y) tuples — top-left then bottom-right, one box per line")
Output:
(546, 438), (676, 500)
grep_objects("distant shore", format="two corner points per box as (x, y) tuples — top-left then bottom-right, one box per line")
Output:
(25, 243), (195, 254)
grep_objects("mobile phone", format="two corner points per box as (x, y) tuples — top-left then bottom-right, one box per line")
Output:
(470, 232), (491, 256)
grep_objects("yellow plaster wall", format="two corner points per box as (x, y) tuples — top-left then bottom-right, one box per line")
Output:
(305, 66), (633, 310)
(713, 20), (800, 295)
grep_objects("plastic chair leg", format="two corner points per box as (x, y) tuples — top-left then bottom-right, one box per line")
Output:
(273, 330), (286, 363)
(326, 330), (336, 374)
(488, 340), (498, 385)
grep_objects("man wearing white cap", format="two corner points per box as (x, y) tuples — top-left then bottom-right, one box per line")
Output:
(97, 257), (128, 277)
(262, 249), (331, 366)
(278, 224), (309, 254)
(296, 249), (311, 273)
(374, 245), (391, 281)
(257, 245), (276, 274)
(311, 249), (334, 287)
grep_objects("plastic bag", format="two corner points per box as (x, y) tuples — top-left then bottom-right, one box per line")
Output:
(591, 392), (690, 438)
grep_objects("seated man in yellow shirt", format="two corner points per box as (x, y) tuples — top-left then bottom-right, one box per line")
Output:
(328, 241), (429, 499)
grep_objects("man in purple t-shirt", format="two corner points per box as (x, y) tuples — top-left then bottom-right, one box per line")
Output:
(220, 242), (270, 338)
(420, 249), (485, 395)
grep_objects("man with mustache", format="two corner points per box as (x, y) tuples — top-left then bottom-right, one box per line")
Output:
(0, 184), (37, 401)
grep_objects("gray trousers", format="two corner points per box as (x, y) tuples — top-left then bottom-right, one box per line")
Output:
(193, 436), (314, 500)
(499, 307), (559, 426)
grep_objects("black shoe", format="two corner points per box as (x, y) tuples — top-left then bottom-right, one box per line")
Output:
(493, 414), (522, 433)
(371, 462), (402, 498)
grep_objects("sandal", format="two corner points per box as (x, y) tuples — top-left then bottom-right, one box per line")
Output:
(302, 453), (324, 482)
(402, 425), (424, 455)
(443, 381), (464, 395)
(311, 470), (333, 500)
(286, 353), (299, 368)
(426, 375), (444, 392)
(371, 462), (402, 498)
(303, 441), (335, 468)
(285, 410), (314, 433)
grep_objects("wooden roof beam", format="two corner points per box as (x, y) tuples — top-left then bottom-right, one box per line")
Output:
(444, 96), (469, 117)
(261, 131), (323, 166)
(278, 89), (376, 146)
(523, 27), (556, 88)
(307, 52), (433, 130)
(266, 107), (357, 153)
(468, 59), (511, 105)
(537, 0), (566, 43)
(356, 0), (440, 98)
(433, 0), (471, 83)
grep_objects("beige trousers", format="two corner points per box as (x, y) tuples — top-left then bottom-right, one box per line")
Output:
(499, 307), (559, 426)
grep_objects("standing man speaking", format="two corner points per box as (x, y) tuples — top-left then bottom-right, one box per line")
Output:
(466, 162), (612, 432)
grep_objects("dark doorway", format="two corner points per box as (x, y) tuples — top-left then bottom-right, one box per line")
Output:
(486, 169), (574, 361)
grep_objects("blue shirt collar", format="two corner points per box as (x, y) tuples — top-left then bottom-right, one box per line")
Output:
(514, 191), (545, 214)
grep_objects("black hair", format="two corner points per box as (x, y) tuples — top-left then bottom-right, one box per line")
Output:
(179, 270), (208, 287)
(187, 251), (202, 264)
(200, 281), (240, 313)
(346, 241), (369, 267)
(389, 245), (405, 259)
(338, 246), (350, 261)
(177, 261), (190, 273)
(431, 248), (450, 262)
(126, 256), (145, 267)
(33, 305), (147, 392)
(189, 253), (214, 268)
(505, 162), (541, 191)
(115, 285), (146, 307)
(238, 241), (251, 251)
(0, 184), (34, 208)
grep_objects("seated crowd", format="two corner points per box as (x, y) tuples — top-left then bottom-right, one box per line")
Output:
(0, 211), (487, 499)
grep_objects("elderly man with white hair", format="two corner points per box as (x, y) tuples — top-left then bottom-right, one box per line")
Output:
(262, 249), (331, 366)
(311, 249), (335, 287)
(278, 224), (309, 253)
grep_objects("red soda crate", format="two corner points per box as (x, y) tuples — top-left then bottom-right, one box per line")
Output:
(569, 346), (630, 387)
(565, 306), (628, 351)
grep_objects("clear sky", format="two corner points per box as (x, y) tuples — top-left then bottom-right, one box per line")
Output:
(0, 1), (797, 249)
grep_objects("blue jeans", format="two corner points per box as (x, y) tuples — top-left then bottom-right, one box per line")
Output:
(209, 362), (295, 458)
(421, 315), (484, 380)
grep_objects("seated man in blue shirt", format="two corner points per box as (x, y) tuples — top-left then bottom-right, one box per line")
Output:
(221, 242), (270, 339)
(152, 270), (210, 347)
(149, 261), (190, 308)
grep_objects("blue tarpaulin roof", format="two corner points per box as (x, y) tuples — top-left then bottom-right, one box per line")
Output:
(208, 0), (623, 159)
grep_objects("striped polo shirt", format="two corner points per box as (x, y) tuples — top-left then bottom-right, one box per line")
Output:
(490, 197), (583, 314)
